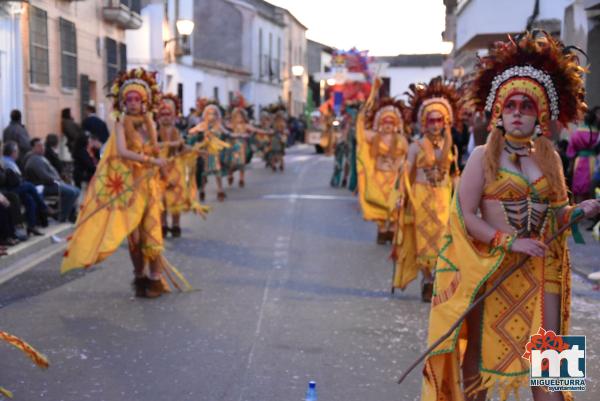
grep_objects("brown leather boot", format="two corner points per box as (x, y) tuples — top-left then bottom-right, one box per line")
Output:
(132, 277), (149, 298)
(145, 278), (168, 298)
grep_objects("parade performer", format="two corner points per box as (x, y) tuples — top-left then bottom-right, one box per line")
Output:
(420, 32), (600, 401)
(253, 110), (273, 166)
(188, 104), (230, 202)
(345, 102), (361, 192)
(267, 110), (289, 172)
(61, 68), (190, 298)
(157, 94), (209, 237)
(392, 77), (459, 301)
(567, 107), (599, 202)
(356, 93), (410, 245)
(224, 96), (256, 187)
(330, 108), (351, 187)
(1, 330), (48, 398)
(319, 103), (336, 156)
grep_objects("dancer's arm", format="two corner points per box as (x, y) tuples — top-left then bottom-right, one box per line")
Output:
(115, 120), (166, 167)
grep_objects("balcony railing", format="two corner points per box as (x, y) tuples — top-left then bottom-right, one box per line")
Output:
(103, 0), (142, 30)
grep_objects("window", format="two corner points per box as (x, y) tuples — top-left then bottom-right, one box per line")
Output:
(105, 37), (118, 86)
(29, 6), (49, 85)
(268, 32), (273, 81)
(228, 91), (234, 105)
(177, 83), (183, 102)
(195, 82), (202, 99)
(213, 87), (219, 102)
(119, 42), (127, 72)
(276, 37), (281, 81)
(258, 29), (263, 78)
(60, 18), (77, 89)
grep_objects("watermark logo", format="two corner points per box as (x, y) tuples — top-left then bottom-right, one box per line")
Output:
(522, 327), (586, 392)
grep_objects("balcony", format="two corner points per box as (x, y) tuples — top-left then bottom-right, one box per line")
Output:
(103, 0), (142, 30)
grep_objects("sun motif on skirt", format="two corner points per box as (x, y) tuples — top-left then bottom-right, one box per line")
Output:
(94, 157), (136, 210)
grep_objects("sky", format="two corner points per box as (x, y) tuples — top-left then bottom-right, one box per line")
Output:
(268, 0), (451, 56)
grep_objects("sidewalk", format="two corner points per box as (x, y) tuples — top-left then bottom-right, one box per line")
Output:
(0, 222), (72, 285)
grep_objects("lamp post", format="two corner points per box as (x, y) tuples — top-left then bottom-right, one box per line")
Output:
(164, 18), (195, 56)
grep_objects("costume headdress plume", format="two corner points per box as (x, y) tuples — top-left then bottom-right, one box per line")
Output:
(109, 67), (161, 120)
(406, 76), (459, 129)
(471, 31), (587, 136)
(365, 97), (408, 133)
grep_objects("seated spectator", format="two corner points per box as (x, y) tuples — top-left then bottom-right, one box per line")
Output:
(2, 141), (48, 235)
(82, 105), (109, 144)
(0, 192), (20, 248)
(73, 133), (101, 188)
(24, 138), (80, 223)
(44, 134), (64, 177)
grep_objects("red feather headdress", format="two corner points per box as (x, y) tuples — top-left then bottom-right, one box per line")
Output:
(109, 67), (160, 119)
(406, 76), (459, 129)
(471, 31), (587, 136)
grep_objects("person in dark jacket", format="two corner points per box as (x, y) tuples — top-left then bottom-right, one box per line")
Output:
(2, 141), (48, 235)
(61, 108), (83, 155)
(44, 134), (64, 177)
(81, 105), (109, 144)
(2, 109), (31, 167)
(72, 133), (101, 188)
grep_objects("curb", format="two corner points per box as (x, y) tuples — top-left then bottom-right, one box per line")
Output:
(0, 223), (72, 276)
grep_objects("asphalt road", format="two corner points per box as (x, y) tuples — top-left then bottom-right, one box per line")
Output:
(1, 145), (599, 401)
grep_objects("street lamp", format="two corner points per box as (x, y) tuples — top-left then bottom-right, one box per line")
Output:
(164, 19), (195, 56)
(291, 65), (304, 77)
(326, 78), (336, 86)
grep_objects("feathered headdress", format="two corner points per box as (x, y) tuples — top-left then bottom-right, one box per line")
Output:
(471, 31), (587, 136)
(265, 102), (288, 121)
(228, 93), (254, 121)
(158, 93), (181, 117)
(109, 67), (160, 119)
(406, 76), (459, 129)
(365, 97), (409, 133)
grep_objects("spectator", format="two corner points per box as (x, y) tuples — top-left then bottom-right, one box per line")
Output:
(0, 192), (20, 248)
(72, 133), (101, 188)
(61, 108), (83, 155)
(44, 134), (64, 177)
(82, 105), (110, 144)
(2, 109), (31, 167)
(24, 138), (80, 223)
(2, 141), (48, 235)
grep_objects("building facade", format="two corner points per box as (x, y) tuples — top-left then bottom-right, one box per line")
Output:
(444, 0), (600, 108)
(279, 8), (307, 117)
(374, 54), (444, 100)
(0, 1), (25, 132)
(2, 0), (141, 141)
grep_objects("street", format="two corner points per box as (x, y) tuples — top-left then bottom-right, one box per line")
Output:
(1, 145), (599, 401)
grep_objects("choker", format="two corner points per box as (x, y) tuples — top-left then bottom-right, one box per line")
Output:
(504, 138), (532, 164)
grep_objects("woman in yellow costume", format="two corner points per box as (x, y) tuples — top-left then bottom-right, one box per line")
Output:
(392, 77), (459, 301)
(157, 94), (209, 238)
(357, 96), (410, 245)
(61, 68), (186, 299)
(420, 32), (600, 401)
(188, 104), (230, 202)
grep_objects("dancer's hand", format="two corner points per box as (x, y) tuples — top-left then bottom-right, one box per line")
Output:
(152, 157), (167, 168)
(511, 238), (547, 257)
(577, 199), (600, 218)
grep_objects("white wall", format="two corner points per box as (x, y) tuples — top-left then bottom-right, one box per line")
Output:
(456, 0), (571, 50)
(0, 6), (24, 131)
(385, 66), (444, 100)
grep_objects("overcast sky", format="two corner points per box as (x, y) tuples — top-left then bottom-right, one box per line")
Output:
(268, 0), (450, 56)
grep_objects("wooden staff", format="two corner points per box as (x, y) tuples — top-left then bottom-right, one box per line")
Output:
(397, 213), (586, 385)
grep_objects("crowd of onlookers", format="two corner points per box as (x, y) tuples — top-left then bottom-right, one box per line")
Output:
(0, 106), (107, 255)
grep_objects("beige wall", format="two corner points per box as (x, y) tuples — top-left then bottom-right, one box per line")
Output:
(21, 0), (127, 140)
